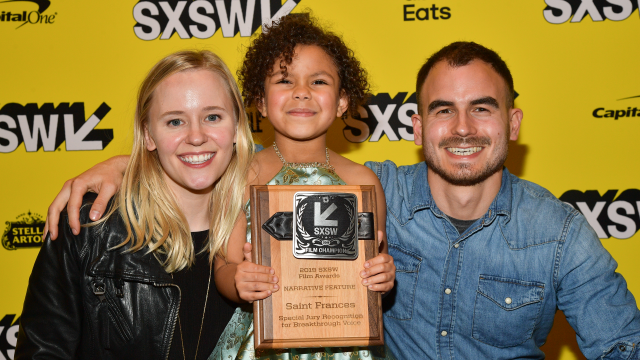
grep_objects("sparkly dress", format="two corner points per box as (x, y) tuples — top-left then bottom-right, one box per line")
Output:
(208, 149), (395, 360)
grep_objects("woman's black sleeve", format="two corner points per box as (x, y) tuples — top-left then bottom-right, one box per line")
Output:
(15, 211), (84, 359)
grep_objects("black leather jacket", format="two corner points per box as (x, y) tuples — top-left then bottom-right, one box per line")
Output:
(16, 195), (181, 359)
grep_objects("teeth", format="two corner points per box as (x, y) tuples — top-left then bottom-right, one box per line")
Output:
(446, 147), (482, 156)
(180, 153), (214, 164)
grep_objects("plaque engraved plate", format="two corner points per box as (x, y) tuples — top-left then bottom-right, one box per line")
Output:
(251, 185), (383, 350)
(293, 192), (358, 260)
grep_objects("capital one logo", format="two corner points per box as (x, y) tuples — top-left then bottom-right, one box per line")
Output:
(0, 102), (113, 153)
(0, 0), (56, 29)
(133, 0), (301, 40)
(592, 94), (640, 120)
(544, 0), (640, 24)
(560, 189), (640, 239)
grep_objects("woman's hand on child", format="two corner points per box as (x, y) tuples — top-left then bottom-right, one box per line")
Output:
(235, 243), (280, 303)
(360, 253), (395, 294)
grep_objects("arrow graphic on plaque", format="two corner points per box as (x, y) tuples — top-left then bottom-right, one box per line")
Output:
(314, 203), (338, 227)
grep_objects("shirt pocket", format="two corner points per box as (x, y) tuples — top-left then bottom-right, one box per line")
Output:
(383, 244), (422, 320)
(472, 275), (545, 348)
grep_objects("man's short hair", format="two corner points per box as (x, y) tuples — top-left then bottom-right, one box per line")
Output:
(416, 41), (515, 113)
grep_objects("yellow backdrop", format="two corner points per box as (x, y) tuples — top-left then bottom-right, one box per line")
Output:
(1, 1), (639, 359)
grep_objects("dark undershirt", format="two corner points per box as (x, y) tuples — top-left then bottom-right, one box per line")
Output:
(168, 230), (236, 360)
(447, 216), (479, 235)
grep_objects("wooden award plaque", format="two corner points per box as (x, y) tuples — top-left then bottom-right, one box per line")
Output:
(251, 185), (383, 350)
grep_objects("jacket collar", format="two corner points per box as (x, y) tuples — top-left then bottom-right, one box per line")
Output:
(87, 227), (173, 284)
(408, 162), (513, 223)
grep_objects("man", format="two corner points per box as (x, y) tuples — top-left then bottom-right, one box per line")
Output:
(364, 41), (640, 359)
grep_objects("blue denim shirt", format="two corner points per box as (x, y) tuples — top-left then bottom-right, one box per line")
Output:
(365, 160), (640, 360)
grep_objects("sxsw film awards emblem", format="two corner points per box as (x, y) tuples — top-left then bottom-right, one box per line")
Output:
(2, 211), (45, 250)
(293, 192), (358, 260)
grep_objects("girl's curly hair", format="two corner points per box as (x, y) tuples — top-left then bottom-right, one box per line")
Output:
(238, 12), (370, 117)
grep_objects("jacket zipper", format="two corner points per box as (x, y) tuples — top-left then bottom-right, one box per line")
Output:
(92, 276), (180, 357)
(114, 277), (124, 298)
(92, 280), (111, 348)
(92, 280), (106, 301)
(109, 276), (131, 341)
(105, 297), (133, 341)
(155, 282), (181, 360)
(92, 279), (134, 345)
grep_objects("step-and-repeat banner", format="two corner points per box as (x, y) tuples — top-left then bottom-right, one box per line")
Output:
(1, 1), (638, 359)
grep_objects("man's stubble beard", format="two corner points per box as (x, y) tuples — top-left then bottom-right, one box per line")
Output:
(423, 134), (509, 187)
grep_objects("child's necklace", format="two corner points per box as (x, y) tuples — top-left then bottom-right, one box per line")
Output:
(272, 142), (336, 173)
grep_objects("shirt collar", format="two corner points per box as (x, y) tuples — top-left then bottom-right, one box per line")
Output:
(486, 167), (513, 224)
(409, 162), (434, 215)
(409, 163), (513, 222)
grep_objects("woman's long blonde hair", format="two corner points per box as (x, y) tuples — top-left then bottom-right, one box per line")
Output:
(100, 50), (254, 273)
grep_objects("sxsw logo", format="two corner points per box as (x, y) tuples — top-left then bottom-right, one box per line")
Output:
(560, 189), (640, 239)
(0, 102), (113, 153)
(0, 314), (19, 360)
(133, 0), (301, 40)
(293, 193), (358, 260)
(544, 0), (640, 23)
(342, 91), (519, 143)
(342, 92), (417, 143)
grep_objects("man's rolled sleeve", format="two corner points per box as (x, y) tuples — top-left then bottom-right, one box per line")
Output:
(556, 214), (640, 359)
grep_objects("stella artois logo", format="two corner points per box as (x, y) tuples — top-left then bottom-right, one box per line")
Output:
(2, 210), (45, 250)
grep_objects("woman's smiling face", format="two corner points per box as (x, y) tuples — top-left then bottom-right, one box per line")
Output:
(145, 69), (237, 197)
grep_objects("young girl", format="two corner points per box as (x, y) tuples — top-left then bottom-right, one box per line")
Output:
(210, 13), (395, 360)
(17, 50), (254, 360)
(43, 13), (396, 360)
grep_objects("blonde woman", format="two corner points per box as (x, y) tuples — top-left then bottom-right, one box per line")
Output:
(16, 50), (254, 360)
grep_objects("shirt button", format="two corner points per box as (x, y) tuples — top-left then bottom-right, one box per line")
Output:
(445, 288), (452, 295)
(505, 297), (512, 305)
(454, 243), (459, 248)
(441, 331), (448, 337)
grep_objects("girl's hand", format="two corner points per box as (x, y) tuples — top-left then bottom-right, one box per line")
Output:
(235, 243), (280, 302)
(360, 252), (395, 294)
